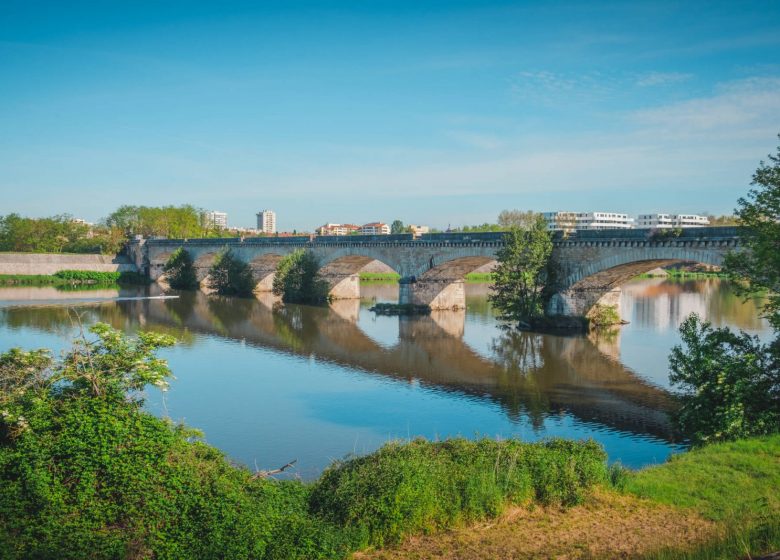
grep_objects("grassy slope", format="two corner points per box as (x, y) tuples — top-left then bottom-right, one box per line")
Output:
(627, 435), (780, 559)
(626, 436), (780, 521)
(359, 436), (780, 560)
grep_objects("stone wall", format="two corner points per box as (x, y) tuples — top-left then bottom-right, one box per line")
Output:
(0, 253), (137, 276)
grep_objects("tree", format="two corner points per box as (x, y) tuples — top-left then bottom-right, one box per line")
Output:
(207, 249), (256, 296)
(669, 137), (780, 444)
(497, 209), (541, 230)
(488, 215), (553, 329)
(162, 248), (198, 290)
(272, 249), (330, 305)
(724, 137), (780, 329)
(390, 220), (405, 235)
(669, 314), (779, 445)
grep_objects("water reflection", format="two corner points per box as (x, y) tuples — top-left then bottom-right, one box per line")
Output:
(0, 278), (769, 474)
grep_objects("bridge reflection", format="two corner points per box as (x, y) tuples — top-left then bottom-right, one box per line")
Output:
(1, 287), (677, 443)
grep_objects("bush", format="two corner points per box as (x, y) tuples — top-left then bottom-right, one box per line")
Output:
(588, 303), (621, 327)
(310, 437), (607, 547)
(53, 270), (121, 282)
(669, 314), (780, 445)
(162, 247), (198, 289)
(207, 249), (256, 296)
(0, 325), (349, 560)
(272, 249), (330, 305)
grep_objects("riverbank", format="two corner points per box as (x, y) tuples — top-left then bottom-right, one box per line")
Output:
(0, 270), (147, 287)
(356, 435), (780, 559)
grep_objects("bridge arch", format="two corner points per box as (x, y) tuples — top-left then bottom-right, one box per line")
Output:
(315, 251), (402, 300)
(548, 244), (731, 318)
(402, 255), (498, 310)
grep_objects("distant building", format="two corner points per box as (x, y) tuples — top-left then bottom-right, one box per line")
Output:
(359, 222), (390, 235)
(316, 223), (360, 236)
(637, 213), (710, 228)
(204, 211), (228, 229)
(544, 211), (633, 232)
(408, 224), (430, 237)
(256, 210), (277, 234)
(542, 212), (578, 233)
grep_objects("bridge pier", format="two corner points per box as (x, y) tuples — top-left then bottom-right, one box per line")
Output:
(399, 277), (466, 310)
(251, 269), (276, 292)
(322, 273), (361, 300)
(548, 286), (623, 319)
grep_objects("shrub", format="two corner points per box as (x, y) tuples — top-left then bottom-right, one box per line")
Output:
(0, 324), (349, 560)
(272, 249), (330, 305)
(588, 303), (621, 327)
(162, 247), (198, 289)
(310, 437), (607, 547)
(207, 249), (256, 296)
(669, 314), (780, 445)
(53, 270), (121, 283)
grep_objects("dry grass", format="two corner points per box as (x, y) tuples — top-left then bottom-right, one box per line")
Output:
(353, 490), (715, 560)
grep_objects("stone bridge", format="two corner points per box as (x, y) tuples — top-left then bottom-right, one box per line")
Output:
(128, 227), (740, 318)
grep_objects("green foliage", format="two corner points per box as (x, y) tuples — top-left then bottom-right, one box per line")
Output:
(208, 249), (256, 297)
(105, 204), (212, 239)
(488, 216), (553, 329)
(272, 249), (330, 305)
(163, 248), (199, 289)
(669, 314), (780, 445)
(310, 437), (607, 548)
(724, 137), (780, 329)
(390, 220), (405, 234)
(457, 223), (504, 232)
(588, 304), (621, 327)
(0, 271), (146, 287)
(0, 214), (90, 253)
(0, 325), (350, 560)
(497, 209), (541, 230)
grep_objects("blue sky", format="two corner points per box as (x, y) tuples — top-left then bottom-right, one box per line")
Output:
(2, 1), (780, 231)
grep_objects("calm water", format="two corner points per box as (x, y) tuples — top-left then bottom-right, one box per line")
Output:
(0, 279), (769, 478)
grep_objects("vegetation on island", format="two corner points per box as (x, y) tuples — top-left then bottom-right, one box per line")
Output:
(207, 249), (256, 297)
(272, 249), (330, 305)
(162, 247), (199, 290)
(488, 214), (553, 330)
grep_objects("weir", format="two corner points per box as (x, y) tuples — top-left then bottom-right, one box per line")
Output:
(130, 227), (741, 319)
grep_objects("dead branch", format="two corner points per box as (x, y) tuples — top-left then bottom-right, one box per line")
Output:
(251, 459), (297, 479)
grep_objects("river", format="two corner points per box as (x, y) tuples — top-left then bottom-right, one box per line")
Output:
(0, 278), (769, 479)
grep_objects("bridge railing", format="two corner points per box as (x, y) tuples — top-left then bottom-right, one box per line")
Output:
(141, 226), (740, 247)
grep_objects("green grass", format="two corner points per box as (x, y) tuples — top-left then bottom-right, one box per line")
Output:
(464, 272), (494, 282)
(0, 270), (147, 287)
(359, 272), (401, 282)
(626, 435), (780, 559)
(310, 437), (608, 548)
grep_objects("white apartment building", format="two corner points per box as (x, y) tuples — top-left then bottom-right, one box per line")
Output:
(256, 210), (277, 234)
(408, 224), (430, 237)
(359, 222), (391, 235)
(542, 211), (578, 233)
(316, 223), (360, 236)
(636, 213), (710, 228)
(204, 211), (228, 229)
(544, 211), (633, 232)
